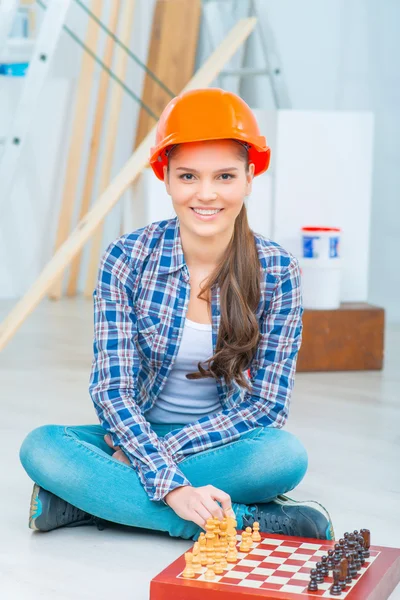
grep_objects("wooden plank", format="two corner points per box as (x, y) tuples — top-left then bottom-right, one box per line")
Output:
(83, 0), (137, 298)
(66, 1), (120, 297)
(134, 0), (202, 149)
(48, 0), (103, 300)
(0, 18), (257, 351)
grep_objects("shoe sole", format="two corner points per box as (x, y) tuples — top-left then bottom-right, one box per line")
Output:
(276, 494), (335, 540)
(29, 483), (43, 531)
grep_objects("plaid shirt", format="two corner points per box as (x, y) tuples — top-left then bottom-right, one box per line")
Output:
(89, 216), (303, 503)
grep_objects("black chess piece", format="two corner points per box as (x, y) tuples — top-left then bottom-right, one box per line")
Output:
(346, 552), (357, 578)
(316, 563), (325, 583)
(339, 557), (348, 591)
(344, 532), (350, 540)
(357, 544), (366, 566)
(334, 543), (343, 559)
(353, 530), (359, 537)
(360, 529), (371, 558)
(321, 556), (329, 576)
(327, 549), (335, 570)
(308, 568), (318, 592)
(353, 546), (362, 570)
(330, 567), (343, 596)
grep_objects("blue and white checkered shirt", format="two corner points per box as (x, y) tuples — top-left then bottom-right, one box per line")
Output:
(89, 216), (303, 502)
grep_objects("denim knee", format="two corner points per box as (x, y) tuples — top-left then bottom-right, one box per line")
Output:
(19, 424), (65, 485)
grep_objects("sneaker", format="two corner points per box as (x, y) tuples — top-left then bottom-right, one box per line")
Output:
(242, 493), (335, 540)
(29, 483), (107, 532)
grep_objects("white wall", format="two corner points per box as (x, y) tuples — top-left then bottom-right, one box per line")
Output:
(248, 0), (400, 320)
(1, 0), (399, 321)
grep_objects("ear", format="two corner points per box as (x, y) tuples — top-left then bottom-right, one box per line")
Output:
(163, 165), (171, 195)
(245, 162), (255, 195)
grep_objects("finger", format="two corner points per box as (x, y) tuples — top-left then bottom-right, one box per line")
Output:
(195, 503), (215, 526)
(104, 434), (117, 449)
(208, 486), (235, 517)
(202, 497), (225, 521)
(113, 450), (130, 465)
(192, 509), (210, 530)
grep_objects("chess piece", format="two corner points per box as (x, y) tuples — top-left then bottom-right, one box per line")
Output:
(308, 569), (318, 592)
(339, 557), (348, 590)
(360, 529), (371, 558)
(219, 519), (228, 553)
(330, 567), (343, 595)
(252, 521), (261, 542)
(205, 519), (216, 561)
(346, 552), (357, 579)
(214, 549), (224, 575)
(321, 556), (329, 576)
(327, 549), (335, 570)
(315, 563), (324, 583)
(182, 552), (195, 578)
(245, 527), (253, 550)
(227, 539), (238, 563)
(334, 543), (343, 559)
(204, 558), (216, 580)
(192, 542), (202, 573)
(239, 532), (248, 552)
(199, 533), (208, 566)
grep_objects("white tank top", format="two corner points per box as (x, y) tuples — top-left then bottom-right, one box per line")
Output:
(144, 318), (222, 424)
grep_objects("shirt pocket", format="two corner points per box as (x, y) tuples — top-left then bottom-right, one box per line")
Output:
(136, 313), (162, 363)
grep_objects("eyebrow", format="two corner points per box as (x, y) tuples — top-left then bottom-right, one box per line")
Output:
(175, 167), (239, 174)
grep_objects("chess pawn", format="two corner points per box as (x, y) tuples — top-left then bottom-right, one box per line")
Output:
(199, 534), (208, 566)
(205, 519), (216, 561)
(308, 569), (318, 592)
(214, 549), (224, 575)
(182, 552), (195, 578)
(239, 532), (248, 552)
(327, 549), (335, 570)
(245, 527), (254, 549)
(219, 519), (228, 553)
(204, 558), (216, 580)
(330, 567), (343, 596)
(321, 556), (329, 576)
(192, 543), (202, 574)
(315, 563), (325, 583)
(252, 521), (261, 542)
(227, 539), (238, 563)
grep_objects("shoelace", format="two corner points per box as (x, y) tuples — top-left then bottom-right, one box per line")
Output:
(243, 509), (297, 536)
(59, 502), (106, 530)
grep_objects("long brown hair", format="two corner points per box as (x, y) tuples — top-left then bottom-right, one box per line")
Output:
(167, 141), (261, 391)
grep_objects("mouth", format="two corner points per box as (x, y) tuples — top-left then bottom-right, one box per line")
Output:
(190, 207), (224, 221)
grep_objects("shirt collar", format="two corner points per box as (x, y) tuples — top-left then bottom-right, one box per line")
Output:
(157, 216), (187, 275)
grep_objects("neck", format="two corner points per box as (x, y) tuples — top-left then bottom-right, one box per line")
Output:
(179, 221), (234, 269)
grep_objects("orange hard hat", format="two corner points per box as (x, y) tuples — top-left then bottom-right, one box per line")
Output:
(149, 88), (271, 181)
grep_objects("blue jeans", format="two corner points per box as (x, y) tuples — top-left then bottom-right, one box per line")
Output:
(19, 423), (308, 540)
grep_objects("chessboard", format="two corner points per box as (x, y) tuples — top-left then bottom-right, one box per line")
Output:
(150, 530), (400, 600)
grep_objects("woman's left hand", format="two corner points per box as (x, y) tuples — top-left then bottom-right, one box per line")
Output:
(104, 434), (131, 465)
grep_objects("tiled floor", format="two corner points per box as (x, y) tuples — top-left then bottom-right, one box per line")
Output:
(1, 298), (399, 599)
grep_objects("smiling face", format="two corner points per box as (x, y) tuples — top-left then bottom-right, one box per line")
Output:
(163, 139), (255, 240)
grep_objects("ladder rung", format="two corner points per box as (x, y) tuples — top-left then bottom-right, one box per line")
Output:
(220, 67), (270, 77)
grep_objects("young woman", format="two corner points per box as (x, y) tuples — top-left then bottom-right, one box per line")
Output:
(20, 88), (334, 541)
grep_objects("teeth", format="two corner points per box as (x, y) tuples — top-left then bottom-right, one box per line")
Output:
(193, 208), (221, 215)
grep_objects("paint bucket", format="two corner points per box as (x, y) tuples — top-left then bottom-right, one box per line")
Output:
(301, 226), (341, 259)
(299, 257), (342, 310)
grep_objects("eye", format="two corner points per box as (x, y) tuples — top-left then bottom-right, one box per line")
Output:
(179, 173), (195, 181)
(219, 173), (235, 180)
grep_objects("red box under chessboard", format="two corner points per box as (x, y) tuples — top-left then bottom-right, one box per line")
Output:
(150, 531), (400, 600)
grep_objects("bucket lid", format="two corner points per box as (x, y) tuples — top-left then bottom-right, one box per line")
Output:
(301, 226), (341, 232)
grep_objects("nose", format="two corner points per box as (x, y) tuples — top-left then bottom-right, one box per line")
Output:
(195, 181), (218, 202)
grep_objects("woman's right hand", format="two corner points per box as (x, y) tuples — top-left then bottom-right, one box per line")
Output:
(165, 484), (236, 529)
